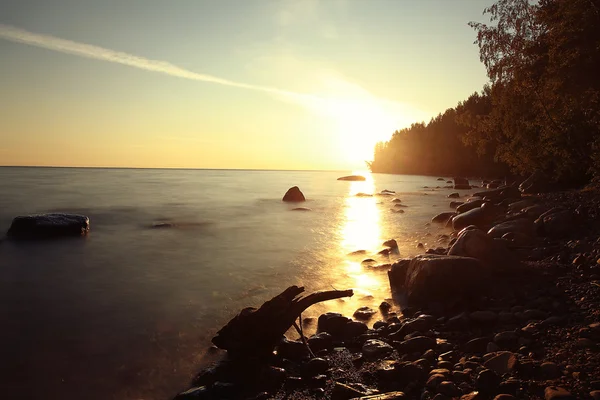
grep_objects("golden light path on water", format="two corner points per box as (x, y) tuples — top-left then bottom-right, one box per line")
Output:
(341, 176), (384, 295)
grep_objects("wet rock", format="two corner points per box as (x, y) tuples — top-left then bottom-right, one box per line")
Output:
(590, 391), (600, 400)
(344, 321), (368, 339)
(452, 204), (503, 231)
(483, 352), (518, 375)
(494, 395), (516, 400)
(379, 301), (392, 313)
(383, 239), (398, 249)
(362, 339), (394, 360)
(487, 342), (500, 353)
(318, 313), (350, 336)
(448, 193), (460, 199)
(544, 386), (574, 400)
(308, 332), (333, 352)
(337, 175), (366, 181)
(310, 374), (328, 388)
(451, 201), (465, 209)
(457, 200), (485, 214)
(354, 307), (377, 320)
(433, 212), (457, 224)
(282, 186), (306, 202)
(461, 392), (486, 400)
(538, 210), (575, 238)
(7, 213), (90, 239)
(388, 255), (490, 306)
(427, 374), (446, 390)
(304, 357), (329, 377)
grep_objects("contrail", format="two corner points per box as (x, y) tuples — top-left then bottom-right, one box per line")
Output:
(0, 23), (313, 101)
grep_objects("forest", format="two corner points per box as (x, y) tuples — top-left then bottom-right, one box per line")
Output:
(369, 0), (600, 184)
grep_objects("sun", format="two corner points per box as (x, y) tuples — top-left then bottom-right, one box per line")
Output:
(326, 98), (399, 164)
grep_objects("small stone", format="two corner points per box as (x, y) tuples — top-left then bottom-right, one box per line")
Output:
(590, 391), (600, 400)
(427, 374), (446, 390)
(540, 362), (561, 379)
(544, 386), (574, 400)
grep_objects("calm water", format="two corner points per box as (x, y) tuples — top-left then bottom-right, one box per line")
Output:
(0, 167), (455, 399)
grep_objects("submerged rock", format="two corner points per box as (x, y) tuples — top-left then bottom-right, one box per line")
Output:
(282, 186), (305, 202)
(7, 213), (90, 239)
(337, 175), (366, 181)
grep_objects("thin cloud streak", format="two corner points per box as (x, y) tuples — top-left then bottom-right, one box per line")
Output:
(0, 24), (314, 101)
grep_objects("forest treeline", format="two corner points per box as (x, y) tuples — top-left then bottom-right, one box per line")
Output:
(369, 0), (600, 184)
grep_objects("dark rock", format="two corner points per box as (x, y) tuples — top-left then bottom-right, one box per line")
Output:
(494, 395), (516, 400)
(388, 255), (490, 306)
(310, 374), (328, 388)
(282, 186), (305, 202)
(427, 374), (446, 390)
(344, 321), (369, 339)
(291, 207), (311, 211)
(448, 193), (460, 199)
(540, 362), (561, 379)
(308, 332), (333, 352)
(331, 382), (368, 400)
(465, 338), (490, 354)
(384, 239), (398, 248)
(470, 311), (497, 324)
(450, 201), (465, 209)
(277, 338), (309, 360)
(354, 307), (377, 320)
(448, 228), (519, 271)
(452, 204), (502, 231)
(395, 336), (436, 354)
(304, 357), (329, 377)
(337, 175), (366, 181)
(362, 339), (394, 360)
(488, 219), (536, 239)
(439, 381), (461, 397)
(483, 352), (518, 375)
(285, 376), (304, 389)
(379, 302), (392, 313)
(318, 313), (350, 336)
(544, 386), (574, 400)
(457, 200), (485, 214)
(7, 213), (90, 239)
(433, 212), (457, 224)
(494, 331), (518, 348)
(476, 369), (501, 393)
(590, 391), (600, 400)
(539, 210), (576, 238)
(462, 392), (486, 400)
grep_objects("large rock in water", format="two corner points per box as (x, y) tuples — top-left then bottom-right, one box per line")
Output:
(7, 213), (90, 239)
(337, 175), (366, 181)
(388, 255), (490, 306)
(282, 186), (305, 202)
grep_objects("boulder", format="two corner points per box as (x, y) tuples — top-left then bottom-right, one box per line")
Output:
(452, 203), (502, 231)
(388, 255), (490, 306)
(432, 212), (456, 225)
(7, 213), (90, 239)
(450, 201), (464, 209)
(457, 200), (485, 214)
(538, 210), (576, 238)
(487, 219), (536, 239)
(282, 186), (305, 202)
(448, 228), (519, 271)
(520, 171), (548, 194)
(454, 177), (469, 186)
(337, 175), (366, 181)
(448, 192), (460, 199)
(507, 198), (538, 213)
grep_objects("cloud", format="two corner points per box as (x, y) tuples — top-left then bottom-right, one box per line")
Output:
(0, 23), (311, 101)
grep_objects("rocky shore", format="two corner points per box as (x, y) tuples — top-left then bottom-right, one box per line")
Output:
(174, 178), (600, 400)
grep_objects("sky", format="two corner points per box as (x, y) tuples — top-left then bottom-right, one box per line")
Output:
(0, 0), (493, 170)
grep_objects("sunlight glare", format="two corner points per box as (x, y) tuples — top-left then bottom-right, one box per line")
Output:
(341, 177), (381, 254)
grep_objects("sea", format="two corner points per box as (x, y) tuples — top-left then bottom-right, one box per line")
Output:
(0, 167), (457, 400)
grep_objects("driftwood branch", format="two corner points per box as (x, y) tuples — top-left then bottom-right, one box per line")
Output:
(211, 286), (353, 358)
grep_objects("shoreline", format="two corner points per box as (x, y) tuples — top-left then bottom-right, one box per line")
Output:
(174, 180), (600, 400)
